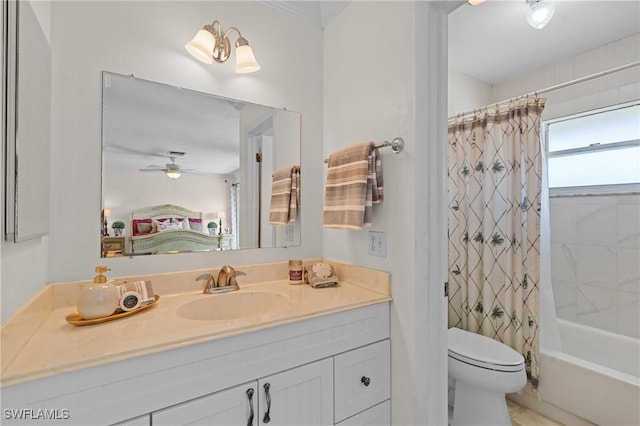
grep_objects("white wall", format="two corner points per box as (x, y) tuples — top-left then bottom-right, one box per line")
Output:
(46, 1), (323, 283)
(324, 2), (449, 424)
(1, 1), (324, 318)
(1, 0), (51, 321)
(447, 69), (492, 117)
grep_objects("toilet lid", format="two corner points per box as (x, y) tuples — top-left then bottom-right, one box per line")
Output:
(448, 327), (525, 372)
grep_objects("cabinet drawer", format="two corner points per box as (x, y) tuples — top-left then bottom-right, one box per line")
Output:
(103, 242), (123, 250)
(337, 400), (390, 426)
(334, 340), (390, 423)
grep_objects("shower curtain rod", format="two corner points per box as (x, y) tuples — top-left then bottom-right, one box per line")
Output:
(449, 61), (640, 120)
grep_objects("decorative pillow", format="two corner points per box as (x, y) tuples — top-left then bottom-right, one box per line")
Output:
(172, 217), (190, 230)
(188, 218), (203, 232)
(137, 222), (153, 235)
(152, 218), (176, 233)
(132, 219), (153, 236)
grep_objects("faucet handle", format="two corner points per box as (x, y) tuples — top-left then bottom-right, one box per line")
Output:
(196, 273), (217, 293)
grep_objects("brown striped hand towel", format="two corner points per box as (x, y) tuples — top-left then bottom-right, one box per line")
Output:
(323, 142), (383, 229)
(269, 165), (301, 225)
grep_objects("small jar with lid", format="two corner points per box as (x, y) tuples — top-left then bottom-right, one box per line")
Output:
(288, 259), (303, 285)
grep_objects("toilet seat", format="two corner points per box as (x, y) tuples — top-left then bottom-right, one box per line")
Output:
(448, 328), (525, 373)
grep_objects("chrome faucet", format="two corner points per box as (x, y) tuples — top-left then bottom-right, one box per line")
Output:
(196, 265), (245, 294)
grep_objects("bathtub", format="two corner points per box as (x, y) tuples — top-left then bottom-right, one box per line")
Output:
(539, 319), (640, 426)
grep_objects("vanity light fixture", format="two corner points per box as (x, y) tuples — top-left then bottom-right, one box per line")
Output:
(185, 20), (261, 73)
(526, 0), (555, 29)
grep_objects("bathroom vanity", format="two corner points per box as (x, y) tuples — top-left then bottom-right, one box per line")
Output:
(0, 260), (391, 426)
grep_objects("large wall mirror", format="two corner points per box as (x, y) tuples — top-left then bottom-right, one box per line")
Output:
(102, 72), (301, 257)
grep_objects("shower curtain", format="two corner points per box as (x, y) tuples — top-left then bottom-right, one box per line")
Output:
(447, 98), (546, 384)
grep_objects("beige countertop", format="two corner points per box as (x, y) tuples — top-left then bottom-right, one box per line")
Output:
(1, 260), (390, 386)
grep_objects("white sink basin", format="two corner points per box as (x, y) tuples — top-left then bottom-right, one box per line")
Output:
(176, 291), (288, 321)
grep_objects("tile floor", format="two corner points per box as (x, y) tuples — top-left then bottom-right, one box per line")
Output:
(507, 399), (564, 426)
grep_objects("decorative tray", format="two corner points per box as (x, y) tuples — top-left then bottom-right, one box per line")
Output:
(65, 295), (160, 326)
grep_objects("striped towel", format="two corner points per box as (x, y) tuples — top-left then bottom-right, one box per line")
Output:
(323, 142), (383, 229)
(269, 165), (301, 225)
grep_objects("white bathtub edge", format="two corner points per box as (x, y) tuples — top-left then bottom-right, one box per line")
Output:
(539, 349), (640, 426)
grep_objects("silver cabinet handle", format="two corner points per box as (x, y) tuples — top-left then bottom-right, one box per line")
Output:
(246, 388), (254, 426)
(263, 383), (271, 423)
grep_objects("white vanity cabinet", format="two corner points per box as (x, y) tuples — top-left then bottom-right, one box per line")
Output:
(334, 340), (391, 424)
(151, 358), (333, 426)
(153, 381), (257, 426)
(145, 343), (388, 426)
(3, 303), (389, 426)
(257, 358), (334, 426)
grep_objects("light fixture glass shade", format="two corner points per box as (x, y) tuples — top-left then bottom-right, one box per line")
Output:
(235, 44), (261, 74)
(166, 171), (181, 179)
(467, 0), (486, 5)
(185, 29), (216, 64)
(527, 0), (555, 29)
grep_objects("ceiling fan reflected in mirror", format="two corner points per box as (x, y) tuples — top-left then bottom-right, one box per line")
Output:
(138, 151), (197, 179)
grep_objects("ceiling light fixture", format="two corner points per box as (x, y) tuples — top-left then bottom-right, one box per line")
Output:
(165, 170), (181, 179)
(526, 0), (555, 30)
(185, 20), (261, 73)
(467, 0), (486, 6)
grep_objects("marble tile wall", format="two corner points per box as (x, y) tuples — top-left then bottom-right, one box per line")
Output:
(550, 193), (640, 338)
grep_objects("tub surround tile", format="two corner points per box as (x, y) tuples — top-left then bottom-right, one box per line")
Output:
(551, 193), (640, 339)
(617, 204), (640, 248)
(556, 304), (577, 322)
(550, 243), (577, 283)
(0, 259), (390, 386)
(576, 204), (618, 246)
(576, 285), (618, 333)
(550, 203), (577, 244)
(617, 247), (640, 290)
(551, 280), (577, 311)
(576, 245), (617, 289)
(617, 291), (640, 338)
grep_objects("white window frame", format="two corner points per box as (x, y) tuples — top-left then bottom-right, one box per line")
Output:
(543, 100), (640, 196)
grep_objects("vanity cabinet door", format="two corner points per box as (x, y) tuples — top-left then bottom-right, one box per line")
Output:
(152, 381), (258, 426)
(258, 358), (333, 426)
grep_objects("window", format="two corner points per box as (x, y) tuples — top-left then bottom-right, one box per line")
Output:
(545, 102), (640, 191)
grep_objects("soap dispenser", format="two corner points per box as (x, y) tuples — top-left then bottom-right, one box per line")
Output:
(77, 266), (119, 320)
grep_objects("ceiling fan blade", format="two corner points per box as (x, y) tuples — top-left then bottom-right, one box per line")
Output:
(139, 168), (166, 172)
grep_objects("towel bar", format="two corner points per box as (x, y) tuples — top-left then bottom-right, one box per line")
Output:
(324, 137), (404, 163)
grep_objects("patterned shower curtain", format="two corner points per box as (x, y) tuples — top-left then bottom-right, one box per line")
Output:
(447, 98), (546, 385)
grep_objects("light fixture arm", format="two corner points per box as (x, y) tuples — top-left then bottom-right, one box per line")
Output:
(200, 22), (248, 64)
(186, 19), (261, 73)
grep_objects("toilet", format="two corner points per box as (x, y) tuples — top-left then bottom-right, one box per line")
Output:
(448, 327), (527, 426)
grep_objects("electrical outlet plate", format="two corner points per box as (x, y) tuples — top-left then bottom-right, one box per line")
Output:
(368, 231), (386, 258)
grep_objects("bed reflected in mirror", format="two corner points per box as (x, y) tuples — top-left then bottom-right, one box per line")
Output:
(101, 72), (301, 257)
